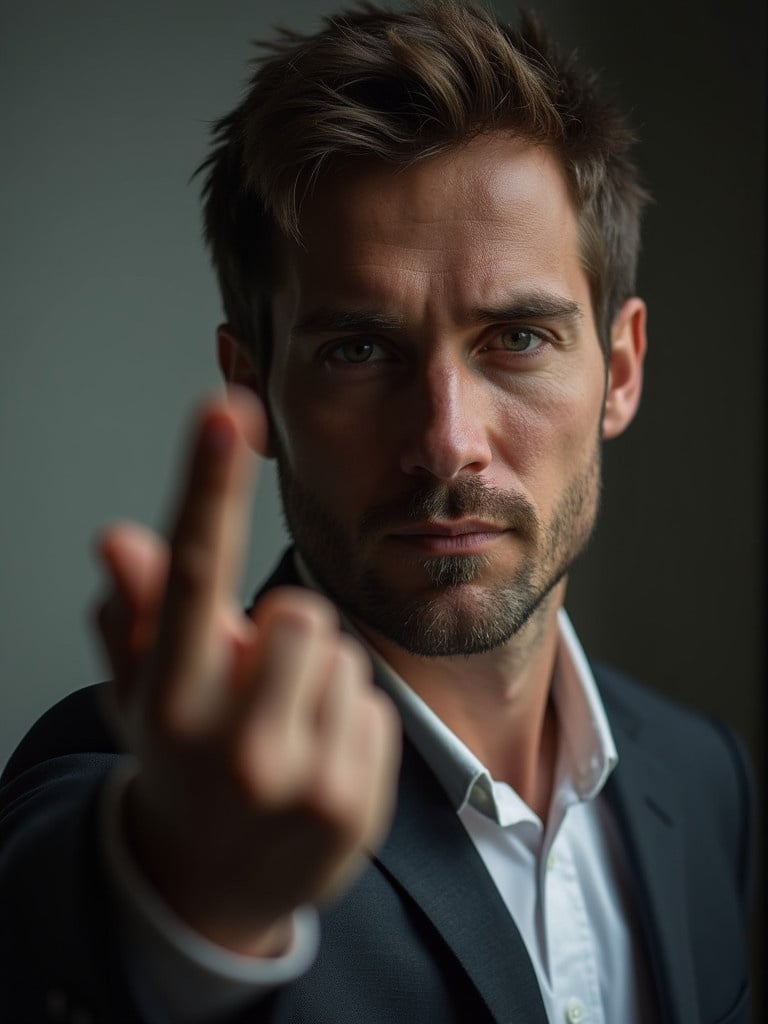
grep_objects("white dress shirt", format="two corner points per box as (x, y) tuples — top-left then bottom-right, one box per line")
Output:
(366, 610), (656, 1024)
(102, 581), (655, 1023)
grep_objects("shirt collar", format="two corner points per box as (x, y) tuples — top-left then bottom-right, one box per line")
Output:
(292, 552), (617, 816)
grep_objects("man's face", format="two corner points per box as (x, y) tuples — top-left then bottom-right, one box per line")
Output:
(266, 135), (612, 656)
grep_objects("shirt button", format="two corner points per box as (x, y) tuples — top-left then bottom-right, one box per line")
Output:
(546, 850), (558, 870)
(565, 997), (586, 1023)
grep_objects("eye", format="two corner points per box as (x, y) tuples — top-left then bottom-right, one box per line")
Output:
(327, 338), (388, 364)
(496, 328), (544, 353)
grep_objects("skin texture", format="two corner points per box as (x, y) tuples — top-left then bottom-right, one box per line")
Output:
(224, 135), (645, 800)
(96, 396), (401, 957)
(267, 138), (605, 659)
(97, 132), (645, 957)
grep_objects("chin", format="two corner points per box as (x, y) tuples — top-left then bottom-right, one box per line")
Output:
(348, 568), (554, 658)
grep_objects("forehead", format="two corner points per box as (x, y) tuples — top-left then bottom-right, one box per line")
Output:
(277, 134), (586, 321)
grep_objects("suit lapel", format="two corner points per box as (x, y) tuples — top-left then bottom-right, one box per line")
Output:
(374, 740), (548, 1024)
(600, 682), (700, 1024)
(257, 556), (696, 1021)
(256, 553), (547, 1021)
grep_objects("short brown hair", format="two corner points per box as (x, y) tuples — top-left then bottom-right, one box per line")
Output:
(198, 1), (648, 372)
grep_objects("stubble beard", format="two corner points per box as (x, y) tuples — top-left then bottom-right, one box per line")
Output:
(276, 449), (601, 657)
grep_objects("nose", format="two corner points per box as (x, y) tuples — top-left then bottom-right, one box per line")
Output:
(399, 361), (492, 481)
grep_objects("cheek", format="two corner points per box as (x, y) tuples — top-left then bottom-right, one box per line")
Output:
(493, 376), (604, 485)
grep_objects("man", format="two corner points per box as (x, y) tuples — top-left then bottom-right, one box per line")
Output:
(0, 3), (754, 1022)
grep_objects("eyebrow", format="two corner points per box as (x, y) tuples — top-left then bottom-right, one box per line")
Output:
(291, 309), (406, 338)
(470, 292), (584, 326)
(291, 291), (584, 339)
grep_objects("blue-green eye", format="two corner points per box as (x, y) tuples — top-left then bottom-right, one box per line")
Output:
(498, 329), (542, 353)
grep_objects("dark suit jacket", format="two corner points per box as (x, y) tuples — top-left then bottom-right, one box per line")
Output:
(0, 552), (755, 1023)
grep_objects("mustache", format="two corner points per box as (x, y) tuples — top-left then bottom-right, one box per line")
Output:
(359, 477), (538, 535)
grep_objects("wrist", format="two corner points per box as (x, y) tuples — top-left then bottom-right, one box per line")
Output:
(122, 774), (295, 958)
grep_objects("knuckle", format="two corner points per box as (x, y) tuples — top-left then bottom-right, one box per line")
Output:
(306, 777), (365, 842)
(334, 635), (370, 681)
(233, 748), (281, 806)
(255, 587), (339, 634)
(371, 690), (400, 731)
(356, 694), (402, 762)
(234, 722), (309, 806)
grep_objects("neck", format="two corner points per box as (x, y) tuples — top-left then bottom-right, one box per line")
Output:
(357, 582), (566, 821)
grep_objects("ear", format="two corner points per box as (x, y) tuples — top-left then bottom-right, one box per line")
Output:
(216, 324), (275, 457)
(602, 297), (647, 440)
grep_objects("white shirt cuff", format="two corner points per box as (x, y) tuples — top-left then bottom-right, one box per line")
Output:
(99, 758), (319, 1023)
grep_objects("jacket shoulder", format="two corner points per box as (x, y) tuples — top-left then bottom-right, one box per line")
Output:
(592, 659), (752, 779)
(593, 660), (756, 914)
(1, 682), (113, 786)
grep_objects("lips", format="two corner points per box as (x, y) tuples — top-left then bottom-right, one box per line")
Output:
(388, 520), (507, 554)
(391, 519), (505, 537)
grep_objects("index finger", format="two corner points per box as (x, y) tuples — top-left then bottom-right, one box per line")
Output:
(148, 388), (267, 728)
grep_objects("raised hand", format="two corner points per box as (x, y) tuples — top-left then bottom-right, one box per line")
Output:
(94, 390), (401, 957)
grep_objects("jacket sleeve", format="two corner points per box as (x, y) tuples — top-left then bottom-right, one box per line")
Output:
(0, 684), (312, 1023)
(0, 749), (145, 1023)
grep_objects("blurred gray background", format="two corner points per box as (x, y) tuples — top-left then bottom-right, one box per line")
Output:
(1, 0), (764, 949)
